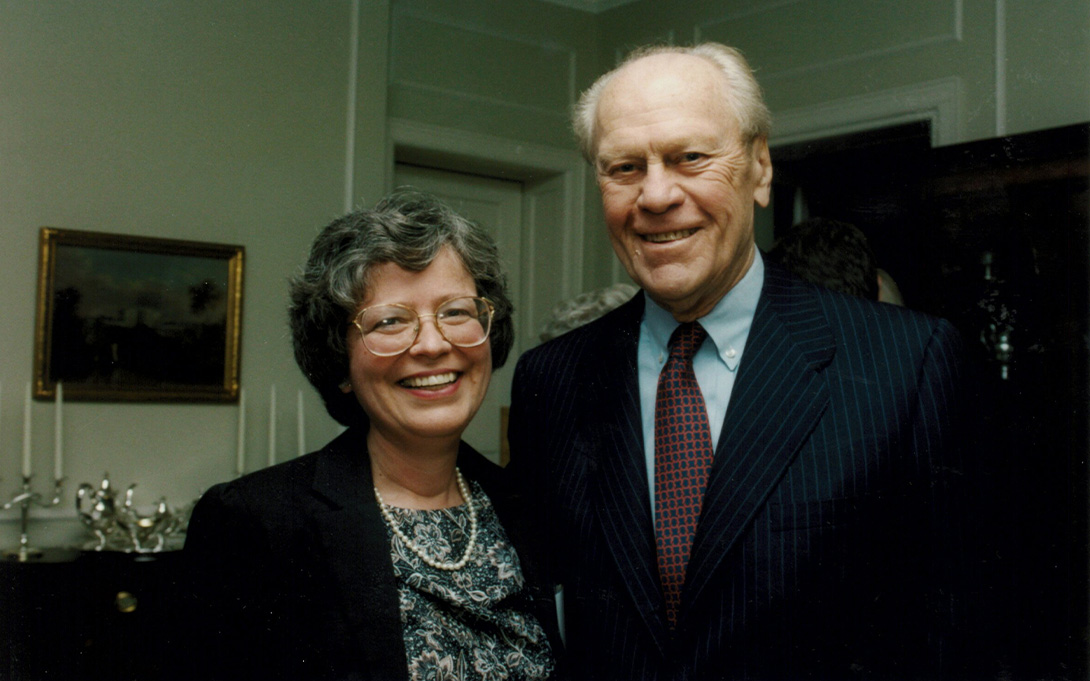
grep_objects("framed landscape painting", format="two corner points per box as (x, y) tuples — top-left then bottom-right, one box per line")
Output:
(33, 228), (244, 402)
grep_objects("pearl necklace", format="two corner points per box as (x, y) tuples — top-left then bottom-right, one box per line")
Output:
(374, 467), (478, 571)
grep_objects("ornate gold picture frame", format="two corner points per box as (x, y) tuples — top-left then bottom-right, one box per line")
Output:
(34, 228), (244, 402)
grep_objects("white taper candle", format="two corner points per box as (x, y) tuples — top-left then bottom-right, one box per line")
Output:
(236, 388), (246, 476)
(54, 382), (63, 480)
(268, 385), (277, 467)
(22, 382), (32, 478)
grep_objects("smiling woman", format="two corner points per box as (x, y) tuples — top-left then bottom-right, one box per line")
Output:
(176, 190), (562, 681)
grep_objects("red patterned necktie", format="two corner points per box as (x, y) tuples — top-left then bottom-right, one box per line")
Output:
(654, 321), (714, 629)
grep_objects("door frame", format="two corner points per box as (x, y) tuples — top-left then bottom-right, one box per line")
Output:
(770, 77), (961, 149)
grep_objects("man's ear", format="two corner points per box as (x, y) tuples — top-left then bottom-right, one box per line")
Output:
(339, 380), (352, 394)
(751, 137), (773, 208)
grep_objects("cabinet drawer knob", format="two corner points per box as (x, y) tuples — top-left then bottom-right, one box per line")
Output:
(115, 591), (138, 613)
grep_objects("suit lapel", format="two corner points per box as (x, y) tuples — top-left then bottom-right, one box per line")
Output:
(583, 297), (673, 648)
(681, 265), (836, 616)
(310, 429), (408, 680)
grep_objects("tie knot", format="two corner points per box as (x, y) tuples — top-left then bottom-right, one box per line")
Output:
(667, 322), (707, 362)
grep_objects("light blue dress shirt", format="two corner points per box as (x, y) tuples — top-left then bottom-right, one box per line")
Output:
(638, 251), (765, 518)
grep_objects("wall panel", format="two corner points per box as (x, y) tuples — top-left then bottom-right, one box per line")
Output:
(389, 0), (595, 150)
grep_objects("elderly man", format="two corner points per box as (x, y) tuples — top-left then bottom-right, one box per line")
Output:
(509, 43), (977, 679)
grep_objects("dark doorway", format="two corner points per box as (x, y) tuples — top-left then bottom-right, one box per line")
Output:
(771, 121), (934, 307)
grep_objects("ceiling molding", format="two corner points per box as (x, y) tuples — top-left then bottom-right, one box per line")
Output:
(533, 0), (639, 13)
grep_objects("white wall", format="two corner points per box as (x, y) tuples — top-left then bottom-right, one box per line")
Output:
(388, 0), (598, 150)
(0, 0), (388, 547)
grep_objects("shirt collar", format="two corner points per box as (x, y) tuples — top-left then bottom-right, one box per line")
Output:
(642, 250), (764, 371)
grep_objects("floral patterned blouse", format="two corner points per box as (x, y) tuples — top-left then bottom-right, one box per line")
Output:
(381, 479), (555, 681)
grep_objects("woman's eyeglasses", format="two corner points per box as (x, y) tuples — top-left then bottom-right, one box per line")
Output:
(352, 296), (494, 357)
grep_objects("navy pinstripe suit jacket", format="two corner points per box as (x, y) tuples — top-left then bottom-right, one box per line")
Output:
(509, 262), (978, 680)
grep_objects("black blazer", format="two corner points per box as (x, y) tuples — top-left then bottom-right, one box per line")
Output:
(176, 426), (564, 681)
(509, 263), (982, 680)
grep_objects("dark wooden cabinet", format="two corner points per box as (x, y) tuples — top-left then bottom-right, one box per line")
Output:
(773, 122), (1089, 680)
(925, 125), (1089, 681)
(1, 549), (182, 681)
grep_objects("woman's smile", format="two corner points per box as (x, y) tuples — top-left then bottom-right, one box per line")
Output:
(398, 371), (460, 390)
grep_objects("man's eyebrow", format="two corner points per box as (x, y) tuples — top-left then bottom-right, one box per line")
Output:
(596, 151), (640, 167)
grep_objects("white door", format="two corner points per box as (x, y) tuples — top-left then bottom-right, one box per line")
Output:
(393, 163), (524, 464)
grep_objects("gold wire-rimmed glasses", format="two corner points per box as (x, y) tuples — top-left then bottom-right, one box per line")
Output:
(352, 296), (495, 357)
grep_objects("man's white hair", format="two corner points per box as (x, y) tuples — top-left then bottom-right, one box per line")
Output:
(571, 42), (772, 163)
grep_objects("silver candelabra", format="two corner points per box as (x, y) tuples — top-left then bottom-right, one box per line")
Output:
(2, 475), (64, 561)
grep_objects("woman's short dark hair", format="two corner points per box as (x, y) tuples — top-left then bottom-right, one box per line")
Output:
(288, 189), (515, 427)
